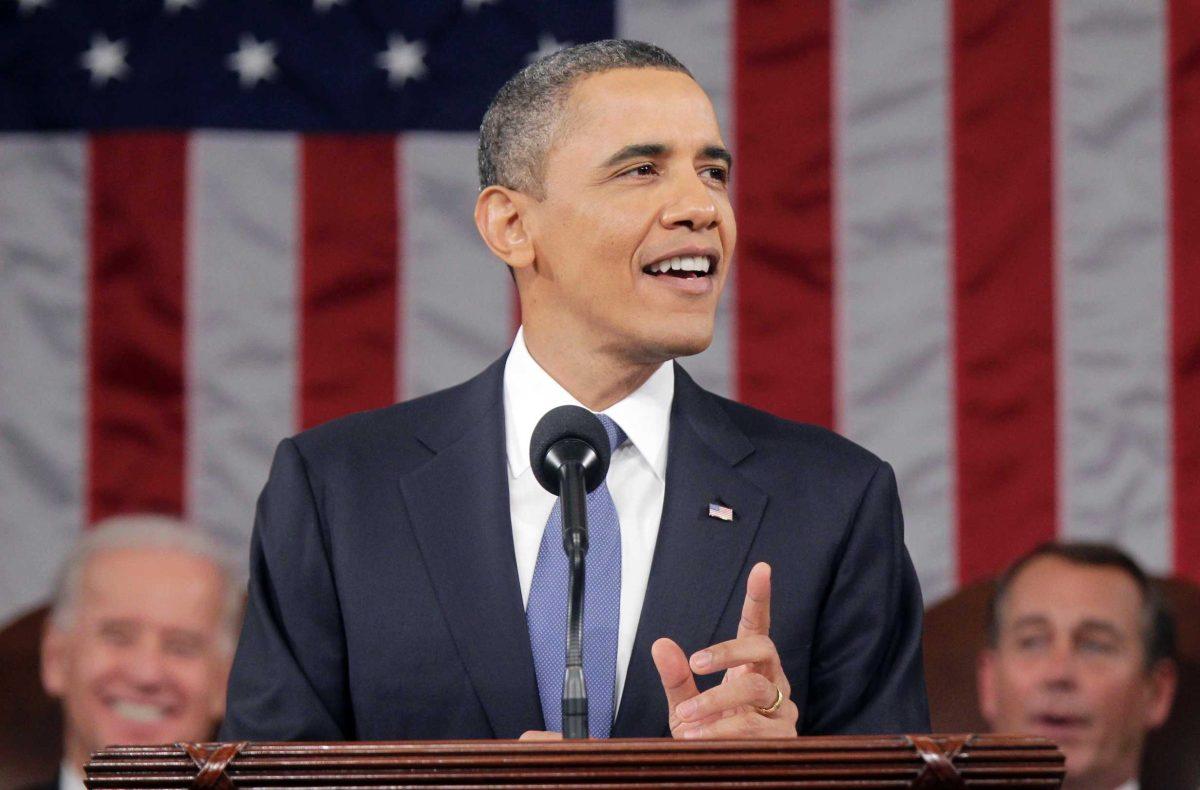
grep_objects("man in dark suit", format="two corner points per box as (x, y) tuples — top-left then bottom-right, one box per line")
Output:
(222, 39), (929, 741)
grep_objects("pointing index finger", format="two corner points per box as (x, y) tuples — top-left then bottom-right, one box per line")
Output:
(737, 562), (772, 639)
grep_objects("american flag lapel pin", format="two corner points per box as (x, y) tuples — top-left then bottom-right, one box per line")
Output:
(707, 501), (735, 522)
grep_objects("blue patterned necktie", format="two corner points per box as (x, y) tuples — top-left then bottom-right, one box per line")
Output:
(525, 413), (625, 738)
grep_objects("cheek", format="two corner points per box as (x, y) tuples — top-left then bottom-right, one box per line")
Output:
(719, 202), (737, 250)
(1086, 670), (1147, 711)
(60, 652), (126, 732)
(590, 234), (639, 280)
(173, 660), (223, 713)
(73, 645), (125, 691)
(575, 203), (650, 263)
(996, 663), (1042, 709)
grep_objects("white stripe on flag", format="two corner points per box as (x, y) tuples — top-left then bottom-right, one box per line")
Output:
(833, 0), (956, 601)
(0, 136), (87, 626)
(400, 133), (514, 400)
(187, 133), (298, 547)
(618, 0), (735, 398)
(1055, 0), (1172, 572)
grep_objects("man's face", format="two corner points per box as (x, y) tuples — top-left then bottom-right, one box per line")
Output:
(41, 547), (231, 766)
(519, 67), (735, 363)
(978, 556), (1175, 787)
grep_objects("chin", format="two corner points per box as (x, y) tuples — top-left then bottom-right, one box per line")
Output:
(1060, 745), (1101, 777)
(669, 337), (712, 359)
(636, 322), (715, 361)
(631, 338), (710, 365)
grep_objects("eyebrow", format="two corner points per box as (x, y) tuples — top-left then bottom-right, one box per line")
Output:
(1008, 615), (1125, 639)
(1075, 620), (1124, 639)
(599, 142), (734, 169)
(701, 145), (734, 167)
(1009, 615), (1051, 630)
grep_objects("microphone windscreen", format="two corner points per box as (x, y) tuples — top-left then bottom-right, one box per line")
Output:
(529, 405), (612, 494)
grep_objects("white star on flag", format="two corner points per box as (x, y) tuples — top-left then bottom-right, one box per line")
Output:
(16, 0), (52, 15)
(313, 0), (348, 13)
(526, 34), (571, 64)
(376, 35), (427, 87)
(79, 33), (130, 86)
(163, 0), (200, 13)
(226, 34), (279, 89)
(462, 0), (499, 12)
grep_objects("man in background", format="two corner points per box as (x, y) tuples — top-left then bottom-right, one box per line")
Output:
(31, 515), (243, 790)
(978, 542), (1177, 790)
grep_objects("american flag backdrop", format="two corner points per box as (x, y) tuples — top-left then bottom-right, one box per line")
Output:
(1, 0), (1198, 630)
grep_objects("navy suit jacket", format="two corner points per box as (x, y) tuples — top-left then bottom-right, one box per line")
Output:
(221, 357), (930, 740)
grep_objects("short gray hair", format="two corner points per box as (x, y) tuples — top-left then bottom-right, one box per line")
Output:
(478, 39), (692, 196)
(49, 514), (246, 654)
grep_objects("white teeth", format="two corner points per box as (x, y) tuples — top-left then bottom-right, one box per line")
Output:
(112, 700), (167, 723)
(647, 256), (712, 274)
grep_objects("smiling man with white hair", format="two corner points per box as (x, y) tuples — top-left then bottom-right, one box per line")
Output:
(32, 514), (243, 790)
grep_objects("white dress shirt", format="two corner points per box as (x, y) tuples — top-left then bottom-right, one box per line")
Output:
(59, 761), (85, 790)
(504, 327), (673, 713)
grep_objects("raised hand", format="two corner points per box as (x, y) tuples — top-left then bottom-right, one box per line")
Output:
(651, 562), (798, 738)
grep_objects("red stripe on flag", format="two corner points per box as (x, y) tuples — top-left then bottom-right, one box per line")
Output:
(951, 0), (1058, 584)
(1170, 2), (1200, 584)
(300, 136), (399, 430)
(87, 134), (189, 523)
(734, 0), (835, 427)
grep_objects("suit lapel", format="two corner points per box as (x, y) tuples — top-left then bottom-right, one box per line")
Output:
(398, 358), (543, 738)
(612, 366), (768, 737)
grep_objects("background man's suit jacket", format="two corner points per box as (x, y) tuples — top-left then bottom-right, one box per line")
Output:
(222, 357), (930, 740)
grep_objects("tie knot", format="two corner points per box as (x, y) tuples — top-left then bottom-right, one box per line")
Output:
(596, 413), (626, 453)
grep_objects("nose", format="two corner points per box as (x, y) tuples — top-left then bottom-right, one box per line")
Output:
(124, 636), (168, 689)
(1038, 642), (1080, 691)
(659, 171), (720, 231)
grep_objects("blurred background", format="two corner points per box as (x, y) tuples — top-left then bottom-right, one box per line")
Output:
(1, 0), (1197, 783)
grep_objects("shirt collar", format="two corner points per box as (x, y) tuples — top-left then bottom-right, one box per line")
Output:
(503, 326), (674, 481)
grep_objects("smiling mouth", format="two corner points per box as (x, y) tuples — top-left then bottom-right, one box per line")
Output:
(108, 699), (173, 724)
(642, 255), (715, 279)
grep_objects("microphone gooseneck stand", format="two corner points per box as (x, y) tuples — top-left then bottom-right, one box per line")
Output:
(558, 456), (589, 740)
(530, 405), (612, 740)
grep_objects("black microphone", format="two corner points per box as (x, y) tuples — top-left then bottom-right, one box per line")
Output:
(529, 405), (613, 739)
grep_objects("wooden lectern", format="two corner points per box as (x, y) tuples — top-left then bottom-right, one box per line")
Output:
(86, 734), (1063, 788)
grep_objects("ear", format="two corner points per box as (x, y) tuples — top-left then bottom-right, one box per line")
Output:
(474, 185), (536, 273)
(1142, 658), (1178, 730)
(40, 623), (69, 698)
(977, 648), (999, 726)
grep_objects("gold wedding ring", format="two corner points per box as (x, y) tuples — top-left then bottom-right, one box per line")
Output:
(754, 685), (785, 717)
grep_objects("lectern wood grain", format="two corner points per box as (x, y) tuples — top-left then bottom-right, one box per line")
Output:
(85, 734), (1063, 789)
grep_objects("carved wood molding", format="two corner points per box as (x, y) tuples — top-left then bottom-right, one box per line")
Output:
(87, 734), (1064, 788)
(178, 741), (247, 790)
(909, 734), (968, 789)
